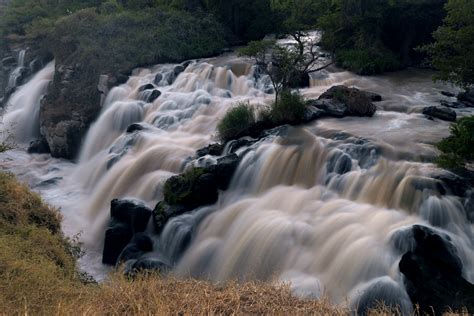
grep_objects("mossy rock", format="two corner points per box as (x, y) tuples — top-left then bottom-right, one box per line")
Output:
(163, 168), (218, 208)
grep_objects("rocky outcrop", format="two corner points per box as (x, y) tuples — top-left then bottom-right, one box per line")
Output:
(422, 106), (456, 121)
(153, 153), (240, 233)
(399, 225), (474, 315)
(40, 62), (126, 159)
(306, 85), (379, 119)
(102, 198), (152, 265)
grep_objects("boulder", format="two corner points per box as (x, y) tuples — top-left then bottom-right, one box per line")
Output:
(27, 138), (51, 154)
(164, 168), (219, 208)
(204, 153), (240, 190)
(117, 233), (154, 264)
(126, 123), (147, 133)
(138, 83), (155, 92)
(167, 65), (185, 85)
(399, 225), (474, 315)
(422, 106), (456, 122)
(196, 143), (225, 157)
(302, 105), (326, 122)
(124, 258), (171, 277)
(102, 198), (152, 265)
(458, 88), (474, 106)
(315, 85), (377, 117)
(146, 89), (161, 103)
(152, 201), (190, 232)
(440, 100), (464, 108)
(103, 222), (133, 265)
(309, 99), (347, 118)
(153, 73), (163, 85)
(110, 198), (152, 232)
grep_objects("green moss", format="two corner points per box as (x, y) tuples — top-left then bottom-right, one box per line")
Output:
(164, 168), (206, 205)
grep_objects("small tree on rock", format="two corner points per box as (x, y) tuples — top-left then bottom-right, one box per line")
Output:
(239, 31), (333, 102)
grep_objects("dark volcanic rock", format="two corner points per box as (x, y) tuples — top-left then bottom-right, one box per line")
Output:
(110, 198), (152, 233)
(196, 143), (225, 158)
(422, 106), (456, 122)
(126, 123), (147, 133)
(311, 85), (377, 117)
(399, 225), (474, 315)
(102, 199), (152, 265)
(27, 138), (51, 154)
(205, 153), (240, 190)
(125, 258), (171, 277)
(152, 201), (190, 233)
(117, 233), (154, 264)
(146, 89), (161, 102)
(164, 168), (219, 208)
(441, 91), (456, 98)
(103, 222), (133, 265)
(138, 83), (155, 92)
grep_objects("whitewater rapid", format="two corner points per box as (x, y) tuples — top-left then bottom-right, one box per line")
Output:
(1, 52), (473, 312)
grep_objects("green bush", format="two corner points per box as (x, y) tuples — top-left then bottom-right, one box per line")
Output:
(436, 116), (474, 169)
(336, 48), (402, 75)
(217, 102), (257, 142)
(270, 90), (306, 124)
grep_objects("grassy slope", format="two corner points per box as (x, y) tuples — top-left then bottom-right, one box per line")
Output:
(0, 171), (348, 315)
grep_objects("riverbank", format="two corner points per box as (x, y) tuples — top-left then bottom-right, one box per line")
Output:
(0, 171), (348, 314)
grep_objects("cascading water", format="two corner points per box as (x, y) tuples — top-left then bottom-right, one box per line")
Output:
(1, 62), (54, 143)
(1, 50), (473, 312)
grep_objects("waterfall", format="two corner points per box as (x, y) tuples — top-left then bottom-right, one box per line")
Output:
(1, 51), (473, 310)
(2, 62), (55, 143)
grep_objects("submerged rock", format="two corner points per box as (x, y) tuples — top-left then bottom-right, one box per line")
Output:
(102, 198), (152, 265)
(399, 225), (474, 315)
(422, 106), (456, 121)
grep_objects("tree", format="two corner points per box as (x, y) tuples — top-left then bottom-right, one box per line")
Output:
(422, 0), (474, 89)
(239, 32), (332, 102)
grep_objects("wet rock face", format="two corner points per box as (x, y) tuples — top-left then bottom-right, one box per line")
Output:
(458, 88), (474, 106)
(102, 198), (152, 265)
(422, 106), (457, 121)
(399, 225), (474, 315)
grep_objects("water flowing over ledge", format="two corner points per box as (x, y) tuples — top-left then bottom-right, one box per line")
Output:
(1, 52), (473, 312)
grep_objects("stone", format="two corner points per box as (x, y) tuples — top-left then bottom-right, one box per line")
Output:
(110, 198), (152, 233)
(27, 138), (51, 154)
(138, 83), (155, 92)
(441, 91), (456, 98)
(422, 106), (456, 122)
(458, 88), (474, 106)
(399, 225), (474, 315)
(195, 143), (225, 157)
(117, 233), (154, 264)
(102, 221), (133, 265)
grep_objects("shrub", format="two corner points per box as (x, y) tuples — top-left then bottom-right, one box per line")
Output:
(217, 102), (257, 142)
(270, 90), (306, 124)
(436, 116), (474, 169)
(336, 48), (402, 75)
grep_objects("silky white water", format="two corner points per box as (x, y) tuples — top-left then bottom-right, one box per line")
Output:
(1, 52), (473, 311)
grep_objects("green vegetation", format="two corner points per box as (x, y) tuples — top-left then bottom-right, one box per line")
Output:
(217, 102), (257, 142)
(218, 91), (307, 142)
(421, 0), (474, 88)
(436, 116), (474, 170)
(319, 0), (447, 75)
